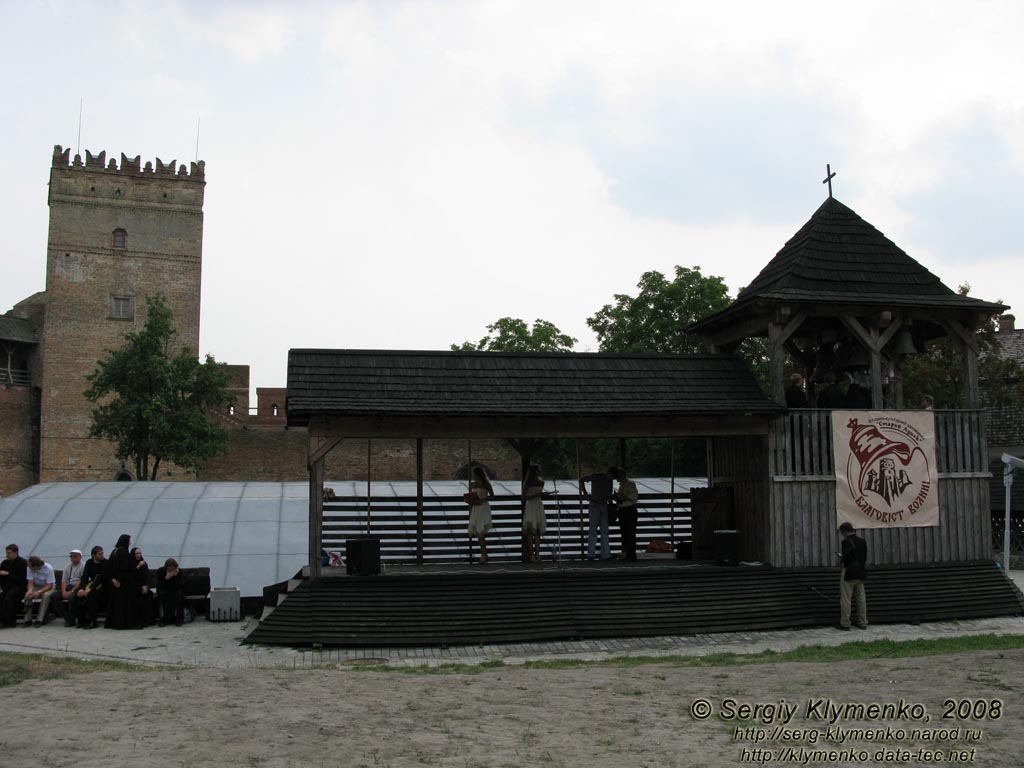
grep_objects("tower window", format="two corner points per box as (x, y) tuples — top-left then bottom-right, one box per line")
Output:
(109, 295), (135, 320)
(272, 404), (279, 416)
(112, 229), (127, 249)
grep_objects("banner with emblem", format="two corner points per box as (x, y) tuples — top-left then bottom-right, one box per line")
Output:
(832, 410), (939, 529)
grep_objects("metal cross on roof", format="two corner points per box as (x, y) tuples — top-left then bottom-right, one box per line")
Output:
(823, 164), (836, 198)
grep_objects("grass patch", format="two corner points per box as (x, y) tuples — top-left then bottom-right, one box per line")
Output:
(344, 634), (1024, 674)
(0, 652), (152, 688)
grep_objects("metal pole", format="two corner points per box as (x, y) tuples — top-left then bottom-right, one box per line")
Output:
(1005, 463), (1013, 575)
(670, 440), (676, 546)
(577, 439), (584, 558)
(366, 439), (372, 536)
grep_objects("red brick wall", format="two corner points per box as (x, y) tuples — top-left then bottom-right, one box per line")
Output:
(0, 385), (36, 496)
(38, 149), (205, 483)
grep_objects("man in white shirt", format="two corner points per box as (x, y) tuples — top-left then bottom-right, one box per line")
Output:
(54, 549), (86, 627)
(23, 555), (56, 626)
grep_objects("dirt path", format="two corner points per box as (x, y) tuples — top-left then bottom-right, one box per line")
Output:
(12, 649), (1023, 767)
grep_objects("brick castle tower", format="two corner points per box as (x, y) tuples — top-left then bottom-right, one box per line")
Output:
(39, 146), (206, 481)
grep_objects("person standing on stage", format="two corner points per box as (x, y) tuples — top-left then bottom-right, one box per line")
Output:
(611, 467), (640, 561)
(467, 466), (494, 565)
(579, 468), (614, 561)
(522, 464), (547, 563)
(837, 521), (868, 630)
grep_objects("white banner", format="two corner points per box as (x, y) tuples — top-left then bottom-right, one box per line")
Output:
(832, 410), (939, 529)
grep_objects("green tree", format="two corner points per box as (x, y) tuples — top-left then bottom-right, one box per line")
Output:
(85, 295), (235, 480)
(902, 285), (1024, 409)
(452, 317), (577, 352)
(587, 266), (732, 354)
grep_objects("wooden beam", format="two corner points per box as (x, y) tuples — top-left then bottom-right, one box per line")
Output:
(309, 414), (776, 439)
(308, 435), (344, 467)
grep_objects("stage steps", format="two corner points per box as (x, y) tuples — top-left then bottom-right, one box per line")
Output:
(244, 560), (1023, 647)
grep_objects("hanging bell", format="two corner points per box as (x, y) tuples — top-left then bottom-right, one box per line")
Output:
(889, 329), (917, 357)
(809, 344), (837, 383)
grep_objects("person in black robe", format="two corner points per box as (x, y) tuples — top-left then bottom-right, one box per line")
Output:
(105, 534), (136, 629)
(785, 373), (809, 408)
(156, 558), (185, 627)
(131, 547), (154, 627)
(74, 546), (107, 628)
(0, 544), (29, 628)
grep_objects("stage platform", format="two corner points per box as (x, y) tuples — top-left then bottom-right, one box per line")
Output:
(244, 559), (1024, 648)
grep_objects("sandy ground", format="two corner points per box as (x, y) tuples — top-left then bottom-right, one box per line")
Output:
(6, 648), (1023, 768)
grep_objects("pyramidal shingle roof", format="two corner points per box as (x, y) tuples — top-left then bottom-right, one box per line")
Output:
(734, 197), (1004, 311)
(688, 196), (1007, 342)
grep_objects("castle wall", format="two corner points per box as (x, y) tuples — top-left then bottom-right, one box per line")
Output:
(0, 385), (36, 496)
(38, 147), (205, 482)
(198, 433), (521, 482)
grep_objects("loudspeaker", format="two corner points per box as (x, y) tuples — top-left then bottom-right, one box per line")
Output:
(713, 529), (739, 566)
(345, 538), (381, 576)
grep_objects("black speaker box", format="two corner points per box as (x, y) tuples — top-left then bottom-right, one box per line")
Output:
(345, 537), (381, 576)
(713, 529), (739, 566)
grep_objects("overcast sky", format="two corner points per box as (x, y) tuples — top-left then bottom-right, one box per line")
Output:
(3, 1), (1022, 394)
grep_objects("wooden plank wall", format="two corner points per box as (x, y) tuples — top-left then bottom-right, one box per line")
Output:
(767, 409), (992, 567)
(708, 435), (770, 561)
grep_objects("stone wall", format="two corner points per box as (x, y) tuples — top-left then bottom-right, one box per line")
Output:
(38, 146), (205, 483)
(0, 385), (36, 496)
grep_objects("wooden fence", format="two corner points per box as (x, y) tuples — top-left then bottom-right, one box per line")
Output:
(323, 489), (694, 563)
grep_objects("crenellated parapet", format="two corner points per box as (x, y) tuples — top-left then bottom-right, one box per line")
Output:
(52, 144), (205, 179)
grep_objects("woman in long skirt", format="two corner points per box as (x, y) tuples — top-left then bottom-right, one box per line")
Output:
(522, 464), (546, 563)
(467, 466), (494, 564)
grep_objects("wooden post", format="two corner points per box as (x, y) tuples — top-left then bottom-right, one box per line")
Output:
(308, 448), (324, 579)
(768, 322), (786, 405)
(416, 437), (424, 564)
(670, 439), (676, 546)
(869, 346), (884, 409)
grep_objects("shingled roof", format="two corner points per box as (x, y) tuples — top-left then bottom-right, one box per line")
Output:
(740, 197), (1004, 309)
(0, 314), (37, 344)
(691, 197), (1006, 339)
(286, 349), (778, 428)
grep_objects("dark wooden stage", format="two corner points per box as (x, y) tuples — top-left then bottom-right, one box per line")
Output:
(244, 558), (1023, 647)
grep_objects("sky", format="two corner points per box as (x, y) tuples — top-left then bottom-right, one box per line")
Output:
(3, 1), (1023, 395)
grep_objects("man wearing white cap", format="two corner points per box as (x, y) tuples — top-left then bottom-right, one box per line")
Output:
(54, 549), (86, 627)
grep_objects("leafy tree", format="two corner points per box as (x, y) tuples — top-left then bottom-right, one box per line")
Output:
(85, 295), (235, 480)
(587, 266), (732, 354)
(902, 285), (1024, 409)
(452, 317), (577, 352)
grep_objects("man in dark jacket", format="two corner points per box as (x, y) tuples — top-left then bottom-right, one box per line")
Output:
(0, 544), (29, 628)
(838, 522), (868, 630)
(73, 546), (107, 629)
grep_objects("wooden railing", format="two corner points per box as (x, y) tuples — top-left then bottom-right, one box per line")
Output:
(770, 409), (987, 479)
(323, 490), (694, 563)
(2, 369), (30, 387)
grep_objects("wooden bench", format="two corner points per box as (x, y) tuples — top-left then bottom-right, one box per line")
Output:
(33, 566), (212, 623)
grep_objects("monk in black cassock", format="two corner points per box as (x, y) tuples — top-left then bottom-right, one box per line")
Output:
(0, 544), (29, 628)
(131, 547), (154, 627)
(105, 534), (136, 629)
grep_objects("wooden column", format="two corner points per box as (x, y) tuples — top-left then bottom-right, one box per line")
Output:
(308, 451), (324, 579)
(941, 318), (981, 408)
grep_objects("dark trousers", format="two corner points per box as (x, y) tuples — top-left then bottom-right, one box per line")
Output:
(618, 506), (638, 561)
(1, 587), (27, 627)
(159, 590), (185, 625)
(75, 589), (105, 627)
